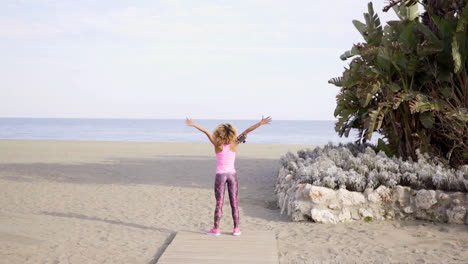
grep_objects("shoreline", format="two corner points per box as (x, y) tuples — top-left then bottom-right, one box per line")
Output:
(0, 138), (321, 146)
(1, 140), (467, 263)
(0, 139), (318, 163)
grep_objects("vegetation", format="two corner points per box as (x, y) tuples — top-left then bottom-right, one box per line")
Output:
(278, 143), (468, 192)
(329, 0), (468, 167)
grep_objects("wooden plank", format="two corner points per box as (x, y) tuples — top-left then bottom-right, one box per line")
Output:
(157, 231), (279, 264)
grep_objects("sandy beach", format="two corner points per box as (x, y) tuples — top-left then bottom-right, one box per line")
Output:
(0, 139), (467, 264)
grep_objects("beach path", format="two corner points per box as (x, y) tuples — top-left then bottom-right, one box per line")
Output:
(157, 230), (279, 264)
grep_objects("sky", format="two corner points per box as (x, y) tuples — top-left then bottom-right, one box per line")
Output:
(1, 0), (400, 120)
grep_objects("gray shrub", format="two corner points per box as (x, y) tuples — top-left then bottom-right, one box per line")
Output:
(280, 143), (468, 192)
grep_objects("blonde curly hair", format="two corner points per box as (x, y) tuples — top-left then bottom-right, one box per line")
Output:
(213, 123), (238, 146)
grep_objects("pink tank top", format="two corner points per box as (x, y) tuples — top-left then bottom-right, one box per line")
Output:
(216, 144), (236, 174)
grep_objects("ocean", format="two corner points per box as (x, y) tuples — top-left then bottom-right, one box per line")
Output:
(0, 118), (377, 145)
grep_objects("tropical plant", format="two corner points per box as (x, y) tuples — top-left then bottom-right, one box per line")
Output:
(329, 1), (468, 167)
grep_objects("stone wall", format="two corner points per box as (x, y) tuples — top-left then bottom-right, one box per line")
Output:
(275, 169), (468, 224)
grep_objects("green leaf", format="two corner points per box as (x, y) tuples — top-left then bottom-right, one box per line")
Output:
(335, 117), (347, 133)
(420, 112), (435, 129)
(441, 86), (453, 98)
(389, 84), (401, 92)
(395, 54), (408, 70)
(407, 4), (419, 21)
(417, 44), (444, 56)
(452, 34), (463, 73)
(364, 84), (380, 107)
(393, 2), (419, 21)
(333, 105), (343, 117)
(378, 48), (401, 71)
(365, 2), (383, 45)
(407, 56), (419, 75)
(463, 152), (468, 159)
(340, 45), (360, 61)
(352, 3), (383, 45)
(364, 93), (373, 107)
(328, 77), (344, 87)
(404, 0), (419, 7)
(392, 92), (414, 110)
(365, 106), (382, 140)
(452, 2), (468, 73)
(409, 94), (436, 114)
(437, 69), (453, 83)
(399, 23), (417, 53)
(382, 24), (394, 46)
(353, 20), (367, 39)
(455, 2), (468, 32)
(377, 138), (395, 157)
(375, 105), (387, 130)
(415, 21), (442, 46)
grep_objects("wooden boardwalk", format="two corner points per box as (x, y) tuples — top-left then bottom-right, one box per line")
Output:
(157, 230), (279, 264)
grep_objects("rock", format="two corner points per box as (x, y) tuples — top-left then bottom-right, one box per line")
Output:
(278, 193), (285, 213)
(295, 199), (311, 212)
(277, 168), (467, 225)
(351, 209), (360, 220)
(280, 194), (288, 214)
(311, 208), (337, 224)
(403, 206), (413, 214)
(414, 190), (437, 210)
(291, 200), (312, 221)
(295, 185), (307, 200)
(367, 186), (391, 204)
(367, 192), (380, 203)
(363, 188), (373, 197)
(394, 186), (411, 203)
(337, 189), (366, 206)
(377, 186), (392, 200)
(338, 208), (351, 222)
(359, 208), (373, 218)
(447, 206), (466, 224)
(308, 186), (336, 204)
(439, 193), (449, 200)
(299, 184), (310, 199)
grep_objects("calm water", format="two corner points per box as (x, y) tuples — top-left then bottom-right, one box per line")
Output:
(0, 118), (375, 145)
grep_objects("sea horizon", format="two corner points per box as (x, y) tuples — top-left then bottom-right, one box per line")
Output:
(0, 117), (376, 145)
(0, 117), (338, 121)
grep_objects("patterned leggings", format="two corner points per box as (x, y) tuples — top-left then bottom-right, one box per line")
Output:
(213, 173), (239, 229)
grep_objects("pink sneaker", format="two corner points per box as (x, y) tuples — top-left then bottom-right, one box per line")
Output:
(205, 228), (220, 236)
(233, 227), (242, 236)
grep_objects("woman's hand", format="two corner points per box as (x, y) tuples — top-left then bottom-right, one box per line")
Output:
(260, 115), (272, 125)
(240, 115), (272, 136)
(186, 118), (215, 145)
(185, 117), (195, 126)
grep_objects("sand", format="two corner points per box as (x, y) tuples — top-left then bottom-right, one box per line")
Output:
(0, 139), (467, 264)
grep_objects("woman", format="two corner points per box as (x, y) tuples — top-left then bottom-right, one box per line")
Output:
(185, 116), (272, 236)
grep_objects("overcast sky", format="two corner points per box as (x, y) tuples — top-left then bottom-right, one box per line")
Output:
(1, 0), (400, 120)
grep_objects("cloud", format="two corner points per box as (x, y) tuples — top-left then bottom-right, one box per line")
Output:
(0, 18), (60, 38)
(0, 1), (378, 42)
(0, 0), (400, 119)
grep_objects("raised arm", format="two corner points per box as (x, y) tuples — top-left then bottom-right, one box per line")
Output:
(185, 118), (215, 145)
(240, 116), (272, 136)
